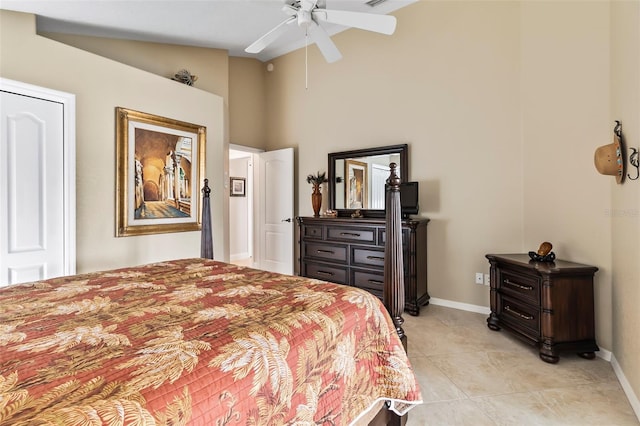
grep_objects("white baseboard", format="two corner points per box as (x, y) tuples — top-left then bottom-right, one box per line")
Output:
(596, 346), (612, 362)
(611, 354), (640, 421)
(428, 297), (639, 422)
(230, 252), (250, 261)
(429, 297), (491, 315)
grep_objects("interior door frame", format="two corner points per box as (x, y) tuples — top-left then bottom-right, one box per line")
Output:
(229, 144), (258, 265)
(0, 78), (76, 276)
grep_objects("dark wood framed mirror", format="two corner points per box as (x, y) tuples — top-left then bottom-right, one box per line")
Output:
(328, 144), (408, 218)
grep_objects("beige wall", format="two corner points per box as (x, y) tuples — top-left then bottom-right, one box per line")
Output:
(44, 34), (270, 153)
(42, 32), (230, 100)
(229, 57), (267, 148)
(0, 10), (228, 270)
(263, 0), (638, 403)
(266, 2), (523, 304)
(610, 0), (640, 409)
(520, 0), (612, 358)
(266, 2), (524, 318)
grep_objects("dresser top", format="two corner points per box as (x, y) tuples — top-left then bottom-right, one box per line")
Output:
(486, 253), (598, 274)
(297, 216), (429, 225)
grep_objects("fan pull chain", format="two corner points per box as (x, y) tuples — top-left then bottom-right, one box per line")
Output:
(305, 28), (309, 90)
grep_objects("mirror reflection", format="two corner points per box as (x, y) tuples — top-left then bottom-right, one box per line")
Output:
(334, 154), (401, 209)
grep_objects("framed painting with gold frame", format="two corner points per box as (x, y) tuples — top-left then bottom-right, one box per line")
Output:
(345, 159), (368, 209)
(115, 107), (206, 237)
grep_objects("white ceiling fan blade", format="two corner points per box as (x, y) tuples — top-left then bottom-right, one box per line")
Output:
(308, 22), (342, 63)
(245, 15), (296, 54)
(314, 9), (397, 35)
(282, 3), (298, 16)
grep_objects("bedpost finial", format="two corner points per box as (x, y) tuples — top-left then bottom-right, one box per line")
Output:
(386, 162), (401, 188)
(202, 178), (211, 198)
(201, 177), (213, 259)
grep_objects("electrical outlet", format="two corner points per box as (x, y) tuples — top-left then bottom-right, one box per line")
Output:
(484, 273), (490, 286)
(475, 272), (484, 285)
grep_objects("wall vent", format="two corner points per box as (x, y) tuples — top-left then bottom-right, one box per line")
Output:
(365, 0), (388, 7)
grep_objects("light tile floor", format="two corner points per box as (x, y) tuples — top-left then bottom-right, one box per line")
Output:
(404, 304), (639, 425)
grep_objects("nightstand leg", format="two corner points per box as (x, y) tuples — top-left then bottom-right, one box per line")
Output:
(539, 351), (559, 364)
(539, 338), (559, 363)
(578, 352), (596, 360)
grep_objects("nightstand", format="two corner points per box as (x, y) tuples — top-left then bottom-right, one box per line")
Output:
(486, 253), (599, 363)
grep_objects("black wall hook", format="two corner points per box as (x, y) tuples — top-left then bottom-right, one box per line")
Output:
(614, 120), (622, 137)
(628, 147), (639, 180)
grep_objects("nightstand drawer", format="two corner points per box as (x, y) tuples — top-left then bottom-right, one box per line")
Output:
(304, 262), (348, 285)
(352, 247), (385, 268)
(326, 226), (376, 244)
(305, 242), (347, 263)
(500, 270), (540, 304)
(500, 295), (540, 336)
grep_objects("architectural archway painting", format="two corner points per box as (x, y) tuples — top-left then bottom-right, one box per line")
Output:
(116, 108), (206, 237)
(134, 129), (192, 218)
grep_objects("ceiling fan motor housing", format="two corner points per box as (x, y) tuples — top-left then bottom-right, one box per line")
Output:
(298, 9), (313, 27)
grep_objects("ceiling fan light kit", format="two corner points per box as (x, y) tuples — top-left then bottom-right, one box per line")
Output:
(245, 0), (397, 64)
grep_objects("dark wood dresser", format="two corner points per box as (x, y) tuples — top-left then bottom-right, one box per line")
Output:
(297, 216), (429, 315)
(486, 253), (599, 363)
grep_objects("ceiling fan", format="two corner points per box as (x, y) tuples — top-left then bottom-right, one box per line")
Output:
(245, 0), (397, 63)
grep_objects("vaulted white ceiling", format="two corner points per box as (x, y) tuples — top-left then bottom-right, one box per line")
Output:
(0, 0), (416, 62)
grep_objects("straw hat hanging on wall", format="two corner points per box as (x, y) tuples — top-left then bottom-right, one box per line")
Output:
(594, 121), (625, 184)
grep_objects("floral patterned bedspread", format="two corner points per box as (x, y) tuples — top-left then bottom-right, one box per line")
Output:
(0, 258), (422, 425)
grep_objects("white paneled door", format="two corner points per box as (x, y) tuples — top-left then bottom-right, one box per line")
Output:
(257, 147), (294, 275)
(0, 79), (75, 287)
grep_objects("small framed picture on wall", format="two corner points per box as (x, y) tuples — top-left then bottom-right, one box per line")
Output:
(230, 177), (246, 197)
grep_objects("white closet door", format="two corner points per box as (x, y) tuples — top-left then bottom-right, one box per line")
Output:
(0, 90), (66, 286)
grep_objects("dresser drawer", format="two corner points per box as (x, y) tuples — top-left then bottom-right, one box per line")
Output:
(298, 216), (430, 317)
(302, 225), (323, 239)
(326, 226), (376, 244)
(304, 262), (348, 285)
(305, 242), (348, 263)
(499, 270), (540, 305)
(378, 228), (409, 247)
(500, 295), (540, 336)
(352, 247), (385, 268)
(352, 269), (384, 298)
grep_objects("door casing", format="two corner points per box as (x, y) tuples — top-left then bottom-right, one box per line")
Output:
(0, 78), (76, 286)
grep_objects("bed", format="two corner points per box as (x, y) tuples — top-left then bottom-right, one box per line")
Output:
(0, 165), (421, 425)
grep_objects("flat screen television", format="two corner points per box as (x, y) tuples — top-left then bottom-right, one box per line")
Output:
(386, 181), (419, 217)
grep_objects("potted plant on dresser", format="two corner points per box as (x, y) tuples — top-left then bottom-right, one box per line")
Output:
(307, 171), (328, 217)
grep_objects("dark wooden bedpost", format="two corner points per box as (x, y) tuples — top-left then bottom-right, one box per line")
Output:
(384, 163), (406, 350)
(379, 163), (408, 426)
(201, 178), (214, 259)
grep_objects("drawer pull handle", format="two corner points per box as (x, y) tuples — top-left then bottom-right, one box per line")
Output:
(505, 305), (534, 321)
(317, 249), (335, 254)
(316, 271), (334, 276)
(366, 255), (385, 261)
(504, 279), (533, 291)
(340, 232), (361, 237)
(368, 279), (383, 284)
